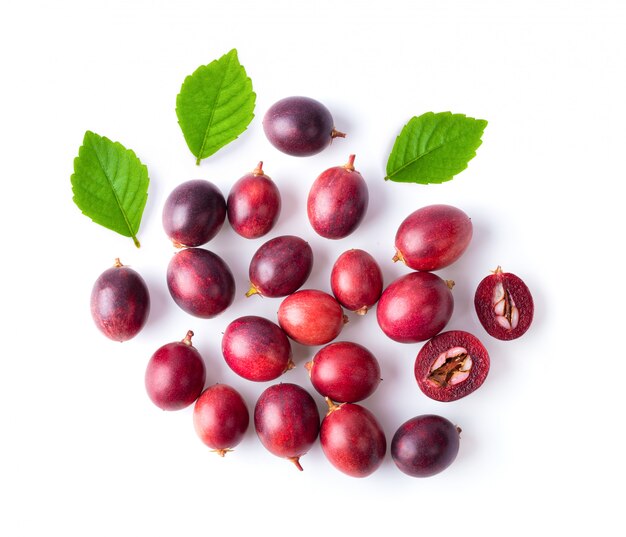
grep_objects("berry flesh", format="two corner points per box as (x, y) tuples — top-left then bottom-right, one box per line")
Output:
(227, 162), (281, 239)
(391, 415), (460, 477)
(320, 400), (386, 478)
(145, 330), (206, 411)
(90, 258), (150, 342)
(222, 316), (294, 382)
(246, 235), (313, 298)
(415, 330), (490, 402)
(278, 290), (347, 346)
(167, 248), (235, 318)
(330, 249), (383, 315)
(474, 266), (534, 340)
(376, 272), (454, 343)
(394, 204), (473, 271)
(193, 384), (249, 456)
(162, 179), (226, 247)
(306, 342), (381, 403)
(263, 96), (345, 157)
(307, 155), (369, 239)
(254, 383), (320, 471)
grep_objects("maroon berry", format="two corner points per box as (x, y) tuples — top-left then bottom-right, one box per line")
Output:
(262, 96), (345, 157)
(222, 316), (294, 382)
(306, 342), (381, 403)
(167, 248), (235, 318)
(254, 383), (320, 471)
(415, 330), (490, 402)
(145, 330), (206, 411)
(193, 384), (249, 456)
(162, 179), (226, 248)
(391, 415), (461, 477)
(330, 249), (383, 315)
(227, 162), (281, 239)
(474, 266), (534, 340)
(246, 235), (313, 298)
(307, 155), (369, 239)
(90, 258), (150, 342)
(376, 272), (454, 343)
(278, 290), (347, 346)
(394, 204), (473, 271)
(320, 400), (386, 478)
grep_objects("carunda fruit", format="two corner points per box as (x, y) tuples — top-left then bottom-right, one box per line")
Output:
(193, 384), (249, 456)
(262, 96), (345, 157)
(394, 204), (473, 271)
(166, 248), (235, 318)
(391, 414), (461, 477)
(227, 162), (281, 239)
(162, 179), (226, 248)
(222, 316), (294, 382)
(305, 342), (381, 403)
(278, 290), (347, 346)
(145, 330), (206, 411)
(330, 248), (383, 315)
(320, 399), (386, 478)
(474, 266), (534, 340)
(246, 235), (313, 298)
(376, 271), (454, 343)
(414, 330), (490, 402)
(254, 383), (320, 471)
(90, 258), (150, 342)
(307, 155), (369, 239)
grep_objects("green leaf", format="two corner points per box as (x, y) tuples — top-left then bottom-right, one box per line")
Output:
(176, 49), (256, 165)
(71, 131), (149, 247)
(385, 112), (488, 184)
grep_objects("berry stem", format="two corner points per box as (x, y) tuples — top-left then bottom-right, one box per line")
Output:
(446, 280), (456, 290)
(253, 161), (264, 175)
(324, 397), (342, 414)
(331, 128), (346, 139)
(182, 330), (194, 346)
(355, 306), (369, 316)
(343, 154), (356, 171)
(288, 457), (304, 471)
(114, 258), (123, 267)
(245, 284), (260, 298)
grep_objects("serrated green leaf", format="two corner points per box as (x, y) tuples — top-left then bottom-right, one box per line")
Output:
(71, 131), (149, 247)
(176, 49), (256, 165)
(385, 112), (487, 184)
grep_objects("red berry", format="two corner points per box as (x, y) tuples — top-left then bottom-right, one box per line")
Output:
(330, 249), (383, 315)
(474, 266), (534, 340)
(414, 330), (490, 402)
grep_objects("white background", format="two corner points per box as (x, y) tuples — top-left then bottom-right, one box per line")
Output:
(2, 1), (624, 535)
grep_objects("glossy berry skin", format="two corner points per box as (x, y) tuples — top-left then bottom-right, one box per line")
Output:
(254, 383), (320, 471)
(278, 290), (347, 346)
(227, 162), (281, 239)
(193, 384), (249, 456)
(246, 235), (313, 298)
(415, 330), (490, 402)
(394, 204), (473, 271)
(307, 155), (368, 239)
(145, 331), (206, 411)
(222, 316), (294, 382)
(330, 249), (383, 315)
(162, 180), (226, 247)
(263, 96), (345, 157)
(306, 342), (381, 403)
(391, 415), (460, 477)
(167, 248), (235, 318)
(90, 259), (150, 342)
(474, 267), (534, 340)
(320, 401), (386, 478)
(376, 272), (454, 343)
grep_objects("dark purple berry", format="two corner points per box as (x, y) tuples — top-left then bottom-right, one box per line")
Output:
(263, 96), (345, 157)
(90, 258), (150, 342)
(162, 180), (226, 247)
